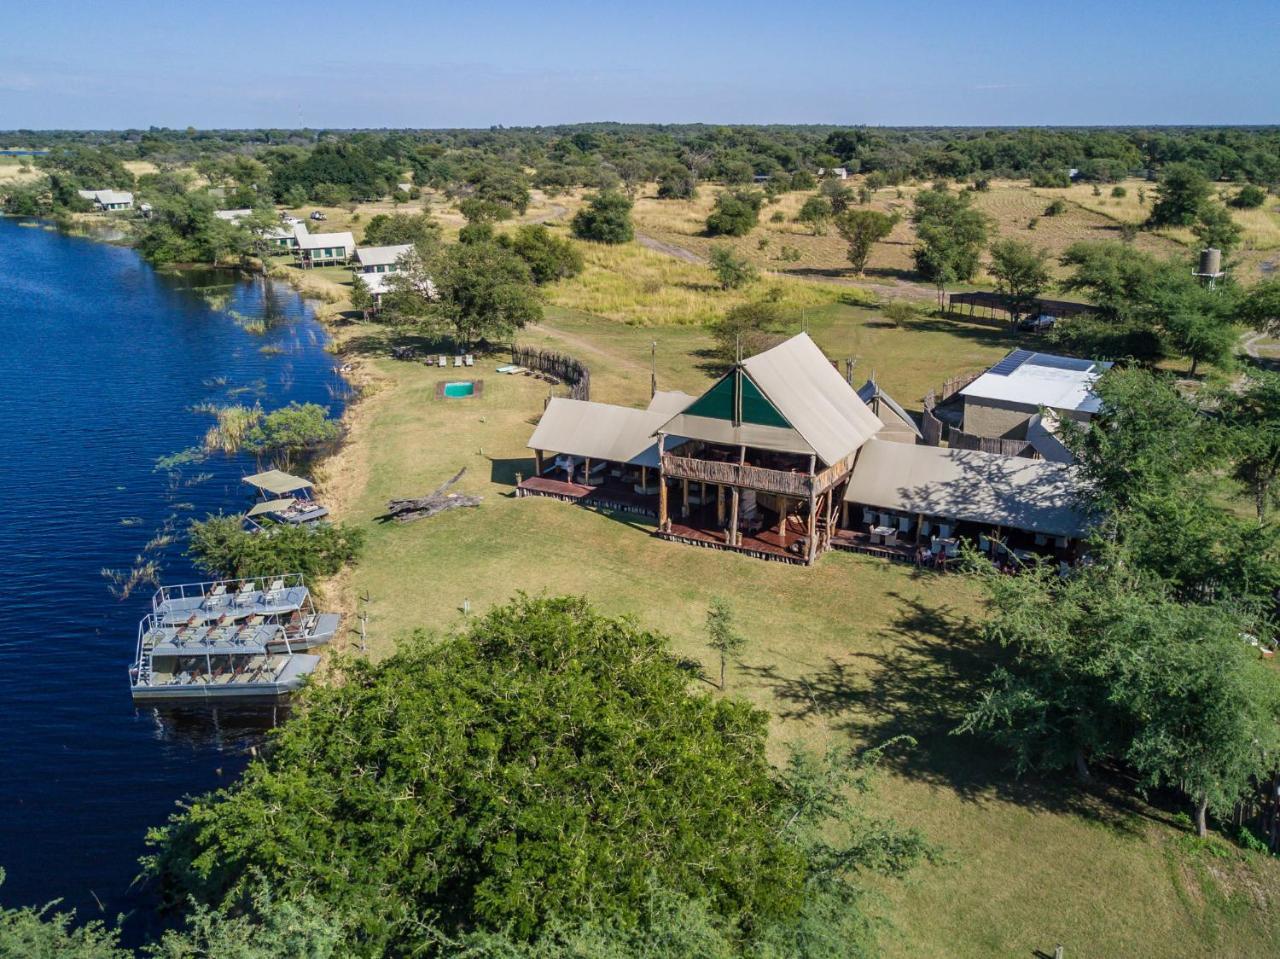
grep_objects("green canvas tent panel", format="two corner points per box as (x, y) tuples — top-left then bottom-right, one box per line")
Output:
(681, 370), (791, 430)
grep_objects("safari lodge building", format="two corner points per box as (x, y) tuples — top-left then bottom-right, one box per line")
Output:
(519, 333), (1090, 567)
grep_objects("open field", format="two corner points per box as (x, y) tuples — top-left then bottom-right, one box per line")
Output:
(313, 298), (1280, 959)
(630, 176), (1280, 285)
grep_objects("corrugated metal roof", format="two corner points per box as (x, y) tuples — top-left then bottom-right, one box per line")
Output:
(843, 439), (1090, 538)
(739, 333), (882, 465)
(961, 350), (1112, 414)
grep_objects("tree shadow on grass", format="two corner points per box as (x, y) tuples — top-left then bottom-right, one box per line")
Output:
(743, 587), (1162, 835)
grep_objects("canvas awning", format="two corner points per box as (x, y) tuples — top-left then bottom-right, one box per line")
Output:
(528, 398), (687, 467)
(246, 498), (296, 518)
(242, 470), (313, 496)
(843, 439), (1090, 539)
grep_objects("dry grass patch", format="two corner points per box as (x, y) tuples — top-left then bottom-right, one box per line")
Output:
(546, 239), (853, 326)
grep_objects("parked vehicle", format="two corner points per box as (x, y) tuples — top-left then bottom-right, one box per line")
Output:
(310, 210), (327, 221)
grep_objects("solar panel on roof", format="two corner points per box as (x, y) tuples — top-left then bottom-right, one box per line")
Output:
(1027, 353), (1095, 373)
(989, 349), (1034, 376)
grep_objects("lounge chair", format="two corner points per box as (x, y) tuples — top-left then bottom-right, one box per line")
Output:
(464, 354), (474, 366)
(438, 355), (447, 367)
(454, 355), (463, 367)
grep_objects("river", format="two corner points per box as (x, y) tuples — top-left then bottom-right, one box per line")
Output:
(0, 217), (348, 936)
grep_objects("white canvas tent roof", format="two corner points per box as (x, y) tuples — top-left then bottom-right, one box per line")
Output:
(646, 390), (695, 416)
(528, 398), (686, 469)
(658, 333), (882, 466)
(355, 244), (413, 268)
(843, 439), (1089, 539)
(740, 333), (882, 464)
(357, 272), (392, 296)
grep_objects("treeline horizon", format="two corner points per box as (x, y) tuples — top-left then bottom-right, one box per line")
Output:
(5, 124), (1280, 187)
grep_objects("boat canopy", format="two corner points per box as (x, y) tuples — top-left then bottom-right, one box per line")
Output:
(243, 469), (313, 496)
(246, 497), (296, 518)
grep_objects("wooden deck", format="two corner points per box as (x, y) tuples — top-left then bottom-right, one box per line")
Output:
(659, 509), (812, 565)
(516, 476), (658, 518)
(830, 529), (919, 564)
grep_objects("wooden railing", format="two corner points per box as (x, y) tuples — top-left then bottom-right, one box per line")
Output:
(946, 426), (1038, 459)
(512, 345), (590, 401)
(662, 454), (813, 497)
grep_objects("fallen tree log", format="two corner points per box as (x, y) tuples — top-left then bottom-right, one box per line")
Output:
(386, 468), (482, 523)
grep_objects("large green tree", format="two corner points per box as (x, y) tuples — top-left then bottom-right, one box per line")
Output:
(499, 224), (584, 285)
(910, 184), (991, 294)
(146, 596), (931, 956)
(706, 189), (764, 237)
(1219, 370), (1280, 522)
(834, 209), (898, 275)
(987, 238), (1051, 323)
(1147, 162), (1212, 227)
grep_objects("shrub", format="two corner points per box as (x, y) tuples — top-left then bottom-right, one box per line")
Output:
(1230, 184), (1267, 209)
(769, 210), (785, 223)
(570, 190), (634, 244)
(706, 189), (764, 237)
(1031, 170), (1071, 188)
(1111, 186), (1127, 198)
(1044, 198), (1068, 216)
(499, 224), (583, 284)
(187, 514), (364, 581)
(656, 164), (697, 200)
(708, 244), (757, 290)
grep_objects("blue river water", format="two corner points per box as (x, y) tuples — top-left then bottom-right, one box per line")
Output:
(0, 217), (348, 932)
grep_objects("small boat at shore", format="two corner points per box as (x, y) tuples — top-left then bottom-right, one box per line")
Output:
(129, 574), (339, 702)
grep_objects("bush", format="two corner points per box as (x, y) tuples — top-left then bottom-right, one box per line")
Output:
(1111, 186), (1127, 198)
(708, 244), (757, 290)
(187, 514), (364, 581)
(656, 164), (697, 200)
(709, 301), (784, 363)
(570, 190), (634, 244)
(706, 189), (763, 237)
(1031, 170), (1071, 188)
(1230, 184), (1267, 209)
(243, 402), (341, 471)
(500, 224), (584, 284)
(770, 210), (785, 223)
(1044, 198), (1068, 216)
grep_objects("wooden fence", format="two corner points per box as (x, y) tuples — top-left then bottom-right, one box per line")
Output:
(946, 426), (1038, 458)
(921, 390), (944, 447)
(512, 345), (591, 402)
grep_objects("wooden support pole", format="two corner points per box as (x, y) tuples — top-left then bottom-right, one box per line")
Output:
(656, 434), (668, 530)
(641, 465), (648, 490)
(806, 493), (818, 564)
(841, 500), (849, 529)
(534, 449), (544, 476)
(583, 457), (591, 486)
(728, 487), (739, 546)
(681, 478), (689, 518)
(717, 483), (726, 526)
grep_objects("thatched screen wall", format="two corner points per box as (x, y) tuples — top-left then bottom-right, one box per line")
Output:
(512, 346), (591, 402)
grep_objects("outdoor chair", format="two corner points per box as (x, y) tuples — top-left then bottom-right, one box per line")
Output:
(464, 355), (474, 366)
(454, 356), (463, 367)
(883, 530), (899, 547)
(438, 356), (447, 367)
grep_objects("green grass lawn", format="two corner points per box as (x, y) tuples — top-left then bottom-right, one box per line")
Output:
(319, 306), (1280, 958)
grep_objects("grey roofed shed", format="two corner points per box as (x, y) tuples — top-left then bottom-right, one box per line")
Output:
(843, 439), (1090, 539)
(242, 470), (313, 496)
(857, 379), (922, 442)
(528, 398), (687, 467)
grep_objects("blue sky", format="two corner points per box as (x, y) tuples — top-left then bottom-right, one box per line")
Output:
(3, 0), (1277, 129)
